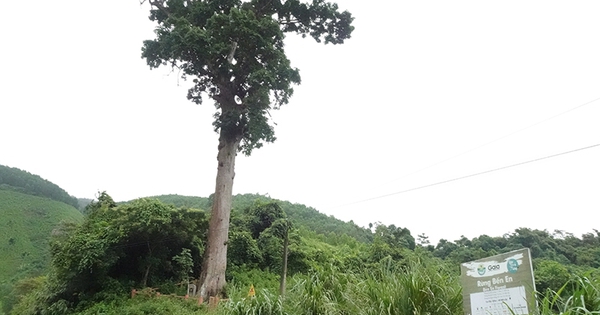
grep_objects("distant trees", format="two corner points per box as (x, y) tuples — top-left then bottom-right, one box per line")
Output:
(0, 164), (79, 209)
(430, 228), (600, 270)
(534, 259), (571, 293)
(366, 223), (416, 263)
(426, 227), (600, 294)
(231, 193), (373, 243)
(228, 201), (296, 273)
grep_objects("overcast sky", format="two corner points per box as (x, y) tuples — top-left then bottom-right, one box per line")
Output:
(2, 0), (599, 244)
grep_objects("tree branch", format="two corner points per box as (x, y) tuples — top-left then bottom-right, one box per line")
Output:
(142, 0), (171, 17)
(278, 19), (300, 26)
(227, 42), (238, 64)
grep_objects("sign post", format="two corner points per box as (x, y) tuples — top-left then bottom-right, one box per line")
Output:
(460, 248), (536, 315)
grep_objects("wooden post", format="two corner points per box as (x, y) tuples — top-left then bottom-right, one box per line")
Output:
(208, 296), (220, 310)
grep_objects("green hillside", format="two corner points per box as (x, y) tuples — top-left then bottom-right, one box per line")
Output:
(149, 193), (373, 243)
(0, 190), (83, 283)
(147, 194), (210, 210)
(0, 164), (79, 209)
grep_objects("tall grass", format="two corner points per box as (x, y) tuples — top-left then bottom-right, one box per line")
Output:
(14, 256), (598, 315)
(217, 257), (462, 315)
(220, 288), (284, 315)
(353, 258), (462, 315)
(536, 274), (600, 315)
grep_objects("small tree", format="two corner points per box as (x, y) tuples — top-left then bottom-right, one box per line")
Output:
(173, 248), (194, 284)
(141, 0), (354, 299)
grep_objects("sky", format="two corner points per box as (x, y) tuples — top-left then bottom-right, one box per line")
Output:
(1, 0), (599, 244)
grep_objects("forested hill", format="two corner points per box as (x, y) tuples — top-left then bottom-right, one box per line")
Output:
(0, 164), (79, 209)
(146, 193), (373, 243)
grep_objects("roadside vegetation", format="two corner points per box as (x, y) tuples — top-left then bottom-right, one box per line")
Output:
(1, 164), (599, 314)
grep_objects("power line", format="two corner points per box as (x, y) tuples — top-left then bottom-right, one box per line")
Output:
(379, 96), (600, 188)
(333, 143), (600, 208)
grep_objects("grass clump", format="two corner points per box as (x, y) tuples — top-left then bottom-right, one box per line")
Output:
(536, 274), (600, 315)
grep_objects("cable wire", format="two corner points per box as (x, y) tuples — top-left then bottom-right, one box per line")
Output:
(332, 143), (600, 208)
(379, 96), (600, 187)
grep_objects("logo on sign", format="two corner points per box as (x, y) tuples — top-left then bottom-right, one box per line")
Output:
(507, 259), (519, 273)
(477, 264), (486, 275)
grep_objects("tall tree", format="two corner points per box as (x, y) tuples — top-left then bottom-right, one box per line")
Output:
(141, 0), (354, 299)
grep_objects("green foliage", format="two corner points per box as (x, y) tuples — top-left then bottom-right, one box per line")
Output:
(172, 248), (194, 284)
(226, 269), (281, 294)
(432, 228), (600, 270)
(0, 164), (79, 209)
(13, 194), (208, 313)
(75, 295), (207, 315)
(536, 274), (600, 315)
(1, 276), (46, 315)
(245, 201), (286, 239)
(535, 259), (573, 293)
(220, 256), (463, 315)
(231, 193), (373, 243)
(355, 259), (462, 315)
(8, 191), (600, 314)
(0, 190), (82, 314)
(0, 190), (82, 281)
(142, 0), (353, 154)
(148, 194), (210, 210)
(221, 289), (284, 315)
(366, 223), (416, 263)
(227, 201), (298, 274)
(227, 231), (263, 268)
(146, 193), (373, 244)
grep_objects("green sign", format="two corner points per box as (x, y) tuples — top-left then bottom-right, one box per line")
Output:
(460, 248), (536, 315)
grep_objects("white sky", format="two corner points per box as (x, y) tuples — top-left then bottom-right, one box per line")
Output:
(1, 0), (599, 244)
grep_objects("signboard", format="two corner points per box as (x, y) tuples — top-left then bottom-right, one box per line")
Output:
(460, 248), (536, 315)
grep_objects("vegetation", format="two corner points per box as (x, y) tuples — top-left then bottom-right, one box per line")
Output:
(1, 166), (599, 314)
(9, 193), (600, 314)
(141, 0), (354, 298)
(0, 165), (79, 210)
(0, 190), (83, 313)
(150, 193), (372, 243)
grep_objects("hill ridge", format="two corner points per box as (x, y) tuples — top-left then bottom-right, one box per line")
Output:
(143, 193), (373, 243)
(0, 164), (79, 209)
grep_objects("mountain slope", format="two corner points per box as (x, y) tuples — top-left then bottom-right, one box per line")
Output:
(0, 164), (79, 209)
(0, 190), (83, 283)
(146, 193), (373, 243)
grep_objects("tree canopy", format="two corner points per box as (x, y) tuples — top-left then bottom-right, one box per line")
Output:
(19, 195), (208, 313)
(142, 0), (354, 154)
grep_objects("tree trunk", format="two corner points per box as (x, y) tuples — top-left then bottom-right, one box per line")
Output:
(279, 227), (289, 296)
(142, 241), (152, 287)
(142, 265), (151, 288)
(198, 130), (240, 300)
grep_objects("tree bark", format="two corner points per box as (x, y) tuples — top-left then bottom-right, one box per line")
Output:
(142, 241), (152, 287)
(198, 128), (240, 300)
(279, 227), (289, 296)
